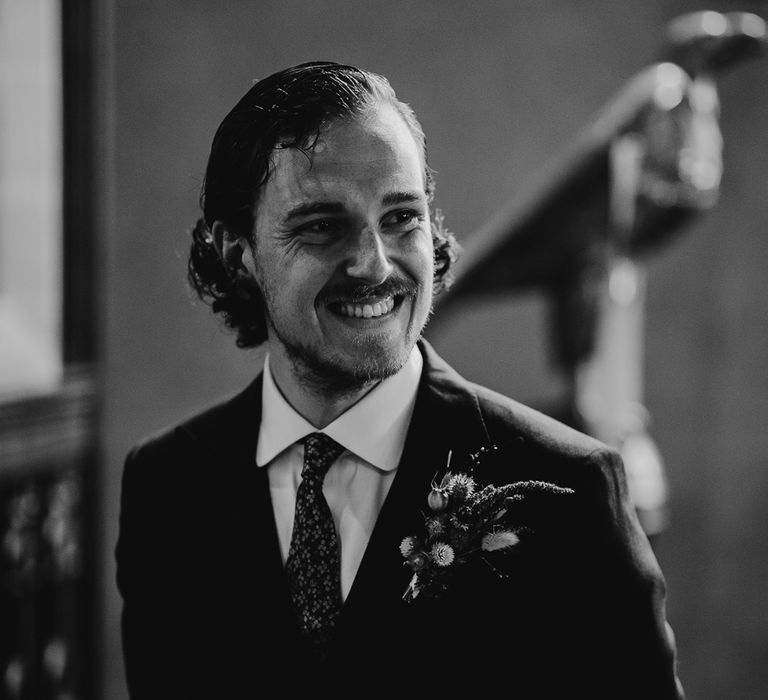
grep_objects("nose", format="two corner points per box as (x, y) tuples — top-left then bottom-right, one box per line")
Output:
(344, 227), (394, 285)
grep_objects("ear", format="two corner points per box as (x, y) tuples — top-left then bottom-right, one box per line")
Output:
(212, 221), (256, 280)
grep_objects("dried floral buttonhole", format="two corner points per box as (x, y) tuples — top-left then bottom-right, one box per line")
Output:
(401, 448), (574, 602)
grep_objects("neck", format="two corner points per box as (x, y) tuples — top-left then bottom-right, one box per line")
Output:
(267, 349), (379, 428)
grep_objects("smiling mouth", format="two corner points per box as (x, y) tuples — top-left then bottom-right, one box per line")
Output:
(327, 295), (401, 319)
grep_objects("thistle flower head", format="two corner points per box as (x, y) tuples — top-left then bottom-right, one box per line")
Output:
(446, 473), (476, 502)
(430, 542), (455, 567)
(426, 517), (444, 536)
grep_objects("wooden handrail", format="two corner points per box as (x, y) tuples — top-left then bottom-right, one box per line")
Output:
(434, 11), (766, 317)
(430, 11), (766, 534)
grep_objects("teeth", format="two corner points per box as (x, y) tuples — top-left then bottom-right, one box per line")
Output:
(336, 297), (395, 318)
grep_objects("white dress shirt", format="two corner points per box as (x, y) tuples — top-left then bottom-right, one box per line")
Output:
(256, 347), (423, 601)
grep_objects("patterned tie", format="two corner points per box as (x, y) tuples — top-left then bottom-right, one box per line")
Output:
(285, 432), (345, 654)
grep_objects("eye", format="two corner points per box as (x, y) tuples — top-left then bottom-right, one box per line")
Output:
(381, 209), (424, 232)
(294, 218), (344, 243)
(301, 219), (339, 233)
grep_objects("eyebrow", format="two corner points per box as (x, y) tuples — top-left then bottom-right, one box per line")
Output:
(381, 190), (425, 207)
(282, 201), (346, 223)
(282, 191), (426, 224)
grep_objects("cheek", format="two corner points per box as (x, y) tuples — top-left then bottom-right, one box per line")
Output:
(273, 259), (328, 309)
(407, 230), (436, 282)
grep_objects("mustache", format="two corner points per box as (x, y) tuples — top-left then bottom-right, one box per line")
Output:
(318, 275), (418, 304)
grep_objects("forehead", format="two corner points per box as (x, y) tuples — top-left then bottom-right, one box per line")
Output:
(260, 104), (426, 212)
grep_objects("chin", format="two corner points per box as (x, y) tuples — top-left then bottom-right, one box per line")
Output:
(350, 333), (416, 371)
(329, 346), (407, 384)
(289, 337), (414, 395)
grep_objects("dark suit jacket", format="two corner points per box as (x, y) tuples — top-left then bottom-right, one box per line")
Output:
(116, 341), (684, 699)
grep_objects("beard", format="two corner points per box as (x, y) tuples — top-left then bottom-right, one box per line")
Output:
(264, 275), (432, 398)
(272, 325), (410, 396)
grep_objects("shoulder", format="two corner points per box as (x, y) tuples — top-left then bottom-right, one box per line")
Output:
(418, 341), (619, 492)
(419, 337), (618, 480)
(123, 374), (262, 484)
(470, 381), (623, 496)
(471, 381), (603, 460)
(125, 396), (227, 465)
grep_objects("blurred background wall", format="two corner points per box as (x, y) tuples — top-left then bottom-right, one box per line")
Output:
(102, 0), (768, 697)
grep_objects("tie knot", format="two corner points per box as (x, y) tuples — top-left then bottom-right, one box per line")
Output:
(301, 433), (344, 481)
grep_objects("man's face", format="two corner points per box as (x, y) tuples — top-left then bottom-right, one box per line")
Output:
(241, 103), (434, 391)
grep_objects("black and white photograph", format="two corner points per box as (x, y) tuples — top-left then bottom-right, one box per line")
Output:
(1, 2), (766, 698)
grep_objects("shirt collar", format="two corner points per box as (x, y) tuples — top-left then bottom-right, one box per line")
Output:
(256, 347), (423, 471)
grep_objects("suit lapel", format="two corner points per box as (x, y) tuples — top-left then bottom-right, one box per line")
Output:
(331, 340), (494, 655)
(181, 374), (303, 658)
(242, 440), (304, 654)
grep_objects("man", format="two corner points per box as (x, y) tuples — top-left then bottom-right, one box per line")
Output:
(116, 61), (684, 699)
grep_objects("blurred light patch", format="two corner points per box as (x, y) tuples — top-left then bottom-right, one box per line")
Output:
(700, 10), (728, 38)
(0, 0), (63, 396)
(652, 63), (686, 111)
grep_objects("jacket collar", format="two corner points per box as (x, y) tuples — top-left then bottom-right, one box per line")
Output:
(177, 372), (263, 469)
(177, 339), (491, 463)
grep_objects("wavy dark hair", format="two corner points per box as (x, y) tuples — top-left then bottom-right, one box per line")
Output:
(188, 60), (459, 348)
